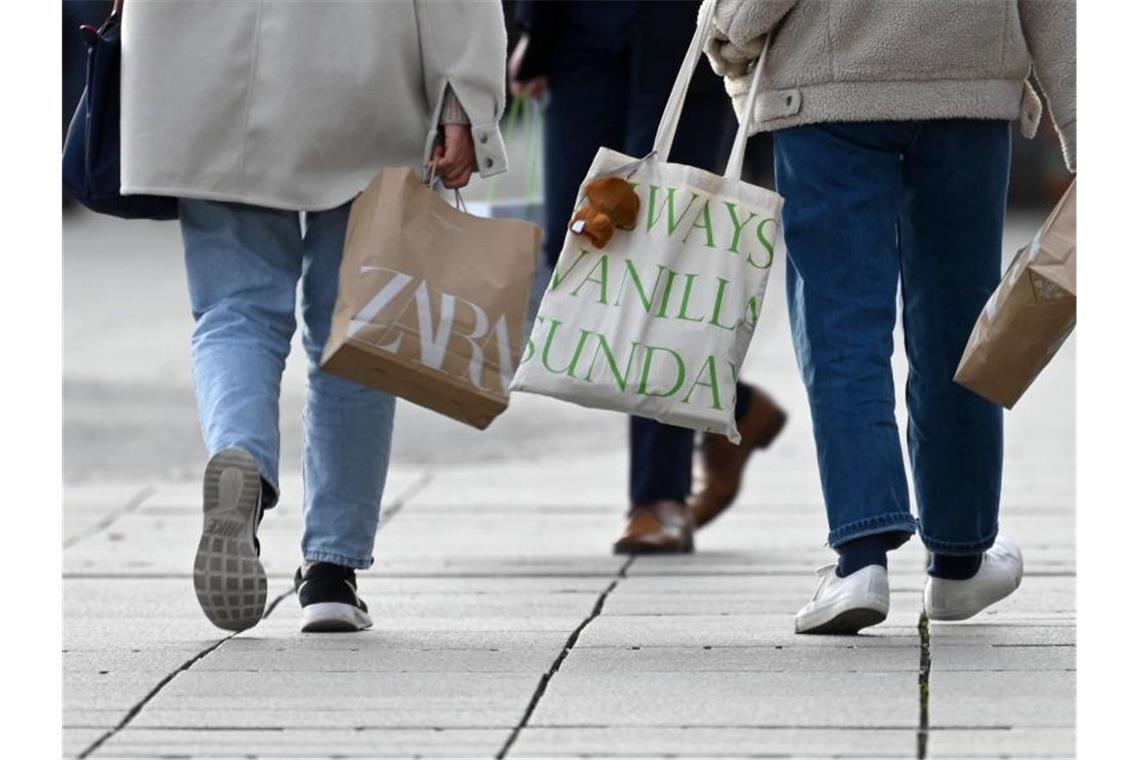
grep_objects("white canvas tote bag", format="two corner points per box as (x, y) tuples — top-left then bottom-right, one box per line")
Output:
(510, 5), (784, 443)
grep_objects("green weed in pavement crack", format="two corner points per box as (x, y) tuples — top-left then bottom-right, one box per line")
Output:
(917, 612), (931, 759)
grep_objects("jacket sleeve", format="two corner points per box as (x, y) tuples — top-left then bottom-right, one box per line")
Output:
(1018, 0), (1076, 171)
(415, 0), (509, 178)
(702, 0), (798, 79)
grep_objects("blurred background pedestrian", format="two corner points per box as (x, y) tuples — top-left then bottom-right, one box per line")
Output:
(509, 0), (787, 556)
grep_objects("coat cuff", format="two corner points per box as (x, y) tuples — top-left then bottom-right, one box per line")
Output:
(471, 122), (508, 178)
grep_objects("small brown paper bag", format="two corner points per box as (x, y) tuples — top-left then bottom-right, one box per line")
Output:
(954, 178), (1076, 409)
(321, 167), (541, 429)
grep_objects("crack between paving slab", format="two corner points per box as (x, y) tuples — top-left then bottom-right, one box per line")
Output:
(378, 470), (433, 529)
(75, 470), (430, 758)
(495, 555), (636, 759)
(64, 486), (156, 549)
(916, 611), (931, 759)
(76, 587), (294, 759)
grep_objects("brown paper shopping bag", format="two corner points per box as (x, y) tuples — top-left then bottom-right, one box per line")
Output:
(954, 179), (1076, 409)
(321, 167), (541, 429)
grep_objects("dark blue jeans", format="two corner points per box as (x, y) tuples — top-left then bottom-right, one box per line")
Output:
(773, 120), (1008, 554)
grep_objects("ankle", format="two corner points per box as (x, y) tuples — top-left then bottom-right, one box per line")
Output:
(835, 534), (890, 578)
(928, 552), (984, 580)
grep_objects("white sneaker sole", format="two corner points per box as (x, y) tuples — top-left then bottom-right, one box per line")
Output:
(926, 573), (1023, 621)
(796, 597), (889, 635)
(193, 449), (267, 632)
(301, 602), (373, 633)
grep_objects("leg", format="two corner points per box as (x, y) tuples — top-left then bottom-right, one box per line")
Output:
(180, 198), (302, 630)
(542, 29), (632, 268)
(180, 199), (302, 505)
(298, 203), (396, 569)
(900, 120), (1009, 557)
(622, 86), (730, 509)
(774, 123), (918, 549)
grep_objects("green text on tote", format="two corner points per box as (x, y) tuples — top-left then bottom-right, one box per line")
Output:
(519, 182), (780, 412)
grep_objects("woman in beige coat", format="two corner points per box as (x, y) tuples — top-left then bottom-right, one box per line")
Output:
(119, 0), (509, 633)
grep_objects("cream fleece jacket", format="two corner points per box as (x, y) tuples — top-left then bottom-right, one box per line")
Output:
(703, 0), (1076, 171)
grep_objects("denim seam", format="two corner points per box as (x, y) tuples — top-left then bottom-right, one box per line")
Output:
(828, 512), (918, 547)
(303, 550), (373, 570)
(919, 526), (999, 555)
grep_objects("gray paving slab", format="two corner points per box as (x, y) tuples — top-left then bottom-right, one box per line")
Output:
(195, 646), (559, 674)
(929, 624), (1075, 646)
(603, 588), (925, 616)
(927, 672), (1075, 729)
(63, 484), (154, 547)
(89, 727), (510, 758)
(528, 672), (919, 728)
(557, 644), (921, 673)
(510, 726), (917, 758)
(926, 727), (1075, 758)
(576, 614), (922, 649)
(232, 624), (575, 652)
(928, 644), (1075, 672)
(64, 728), (107, 759)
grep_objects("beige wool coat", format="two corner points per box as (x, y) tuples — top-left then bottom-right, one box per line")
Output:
(120, 0), (509, 211)
(702, 0), (1076, 171)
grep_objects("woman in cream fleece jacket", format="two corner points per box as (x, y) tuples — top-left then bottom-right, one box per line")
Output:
(698, 0), (1075, 635)
(703, 0), (1075, 170)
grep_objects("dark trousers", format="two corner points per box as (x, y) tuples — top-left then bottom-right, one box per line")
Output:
(540, 2), (745, 505)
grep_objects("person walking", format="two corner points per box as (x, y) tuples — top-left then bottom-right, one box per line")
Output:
(119, 0), (509, 633)
(702, 0), (1075, 633)
(510, 0), (787, 556)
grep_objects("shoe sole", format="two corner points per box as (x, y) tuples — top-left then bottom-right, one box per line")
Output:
(926, 573), (1023, 622)
(193, 449), (267, 632)
(301, 602), (373, 633)
(796, 606), (887, 635)
(612, 535), (695, 555)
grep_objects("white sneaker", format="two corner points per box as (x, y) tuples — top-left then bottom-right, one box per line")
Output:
(795, 564), (890, 635)
(924, 536), (1023, 622)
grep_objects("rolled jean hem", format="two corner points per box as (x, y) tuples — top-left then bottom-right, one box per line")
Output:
(827, 513), (918, 548)
(919, 529), (998, 556)
(303, 549), (373, 570)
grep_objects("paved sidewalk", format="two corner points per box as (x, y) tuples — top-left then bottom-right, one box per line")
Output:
(63, 361), (1073, 759)
(63, 207), (1073, 759)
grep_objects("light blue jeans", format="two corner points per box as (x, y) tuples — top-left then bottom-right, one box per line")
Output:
(179, 199), (396, 569)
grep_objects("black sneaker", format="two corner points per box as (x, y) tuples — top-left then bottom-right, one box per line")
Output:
(193, 448), (268, 632)
(294, 562), (372, 633)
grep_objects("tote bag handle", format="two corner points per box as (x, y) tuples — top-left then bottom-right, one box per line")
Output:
(651, 0), (770, 183)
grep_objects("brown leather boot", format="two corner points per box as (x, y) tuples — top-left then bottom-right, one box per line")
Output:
(612, 499), (694, 555)
(690, 385), (786, 529)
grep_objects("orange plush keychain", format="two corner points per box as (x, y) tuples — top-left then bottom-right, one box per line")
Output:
(568, 176), (641, 249)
